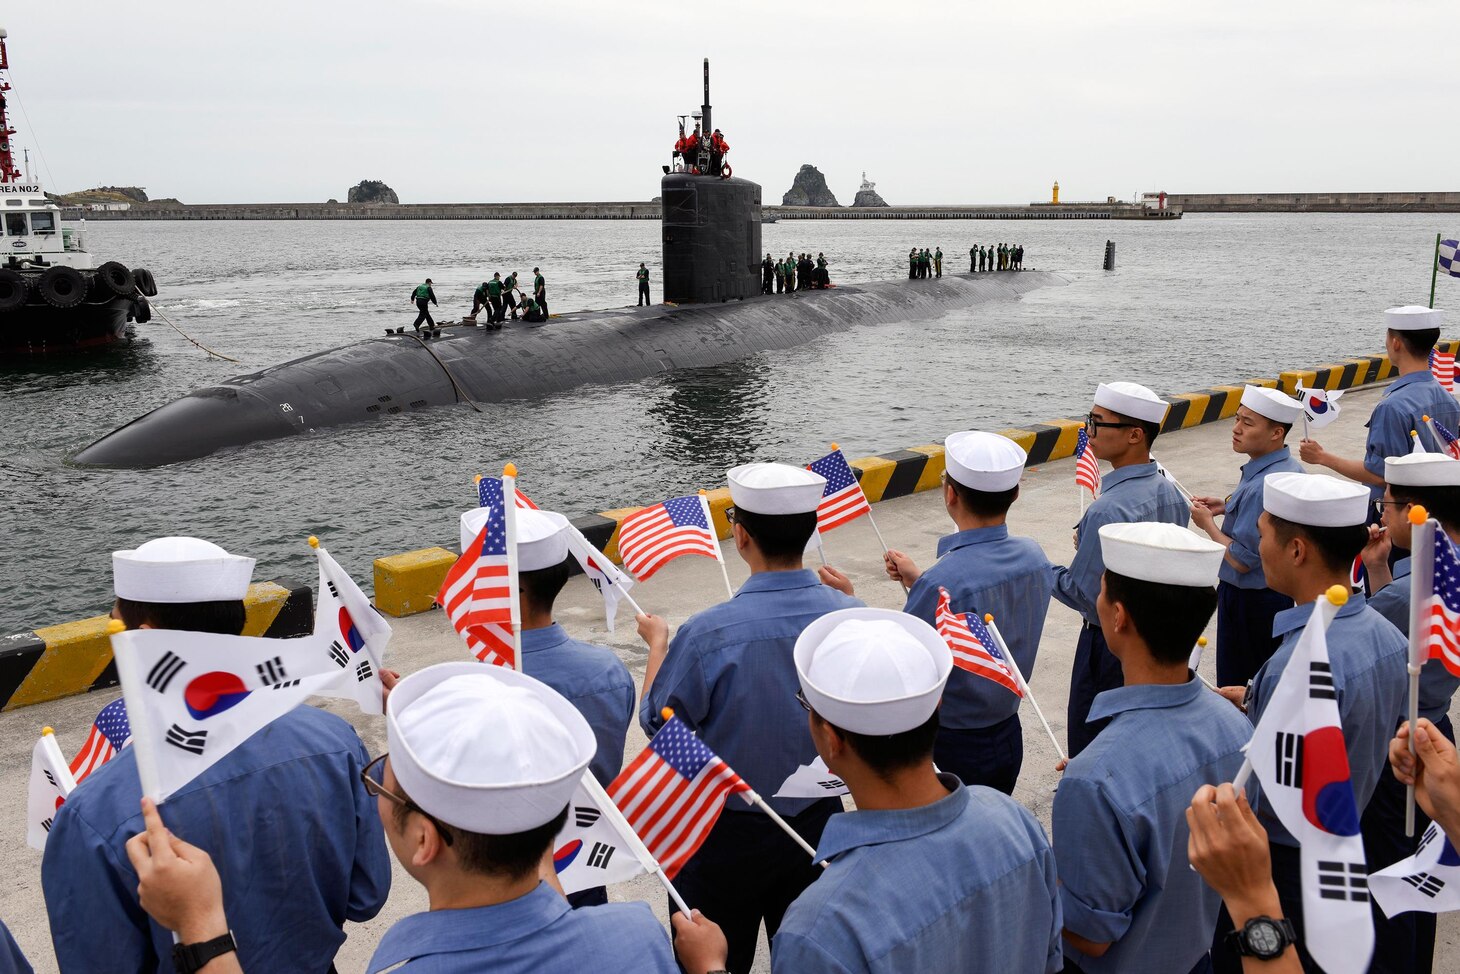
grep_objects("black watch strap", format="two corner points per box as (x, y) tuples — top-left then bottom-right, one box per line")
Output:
(172, 931), (237, 974)
(1227, 916), (1297, 959)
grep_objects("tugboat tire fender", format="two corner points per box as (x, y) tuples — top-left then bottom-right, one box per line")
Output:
(0, 268), (28, 312)
(38, 266), (87, 310)
(129, 295), (152, 324)
(92, 261), (137, 300)
(133, 267), (158, 298)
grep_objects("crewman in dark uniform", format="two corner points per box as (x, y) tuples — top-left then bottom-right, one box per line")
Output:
(636, 263), (651, 306)
(503, 271), (520, 320)
(934, 247), (943, 277)
(763, 253), (775, 294)
(969, 246), (977, 273)
(519, 296), (547, 322)
(485, 273), (505, 328)
(532, 268), (548, 317)
(775, 255), (785, 293)
(909, 248), (918, 279)
(470, 281), (490, 320)
(410, 278), (437, 330)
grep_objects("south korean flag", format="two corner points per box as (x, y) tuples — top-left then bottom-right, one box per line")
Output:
(111, 627), (352, 802)
(1247, 592), (1373, 974)
(311, 541), (391, 714)
(550, 774), (649, 895)
(1371, 821), (1460, 916)
(774, 756), (849, 798)
(26, 731), (76, 851)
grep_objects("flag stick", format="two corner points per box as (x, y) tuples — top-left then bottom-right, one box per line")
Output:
(863, 509), (907, 594)
(578, 773), (692, 915)
(1404, 511), (1436, 836)
(1232, 588), (1346, 793)
(985, 616), (1067, 763)
(699, 491), (735, 600)
(744, 789), (828, 868)
(1301, 411), (1310, 442)
(503, 465), (524, 672)
(1432, 232), (1442, 310)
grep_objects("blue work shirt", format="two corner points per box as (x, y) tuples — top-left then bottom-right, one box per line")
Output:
(1051, 462), (1190, 624)
(366, 882), (676, 973)
(773, 774), (1061, 974)
(1054, 678), (1251, 974)
(43, 706), (390, 974)
(1365, 371), (1460, 499)
(903, 525), (1052, 729)
(521, 623), (635, 786)
(641, 569), (862, 816)
(1218, 447), (1305, 589)
(0, 921), (32, 974)
(1249, 594), (1407, 846)
(1365, 558), (1460, 724)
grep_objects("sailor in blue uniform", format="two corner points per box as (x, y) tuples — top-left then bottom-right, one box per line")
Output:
(884, 430), (1052, 793)
(1050, 382), (1189, 755)
(42, 537), (391, 974)
(638, 462), (861, 974)
(1211, 473), (1407, 974)
(1191, 385), (1305, 686)
(124, 663), (677, 974)
(1300, 305), (1460, 500)
(1354, 452), (1460, 971)
(672, 607), (1062, 974)
(1054, 523), (1252, 974)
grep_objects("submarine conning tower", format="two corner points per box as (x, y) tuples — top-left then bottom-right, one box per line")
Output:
(661, 59), (762, 304)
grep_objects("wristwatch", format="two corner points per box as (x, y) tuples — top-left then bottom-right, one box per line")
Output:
(172, 931), (237, 973)
(1227, 916), (1296, 960)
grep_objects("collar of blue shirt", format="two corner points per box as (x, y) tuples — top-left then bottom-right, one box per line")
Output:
(1271, 591), (1369, 639)
(370, 883), (568, 970)
(1100, 461), (1160, 491)
(1241, 446), (1294, 479)
(733, 568), (823, 598)
(1087, 675), (1204, 724)
(1392, 557), (1412, 582)
(814, 773), (967, 861)
(1384, 371), (1436, 397)
(936, 524), (1009, 558)
(520, 622), (571, 653)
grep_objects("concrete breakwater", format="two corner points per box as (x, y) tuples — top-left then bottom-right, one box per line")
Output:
(63, 201), (1177, 221)
(1165, 191), (1460, 213)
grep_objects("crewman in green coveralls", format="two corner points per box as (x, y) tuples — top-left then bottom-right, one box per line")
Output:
(533, 268), (548, 317)
(908, 248), (918, 279)
(503, 271), (519, 320)
(484, 273), (504, 328)
(637, 263), (651, 306)
(934, 247), (943, 277)
(410, 278), (437, 330)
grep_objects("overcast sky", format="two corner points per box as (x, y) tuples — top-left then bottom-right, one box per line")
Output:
(5, 1), (1452, 205)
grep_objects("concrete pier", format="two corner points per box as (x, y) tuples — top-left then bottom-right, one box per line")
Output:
(2, 381), (1456, 972)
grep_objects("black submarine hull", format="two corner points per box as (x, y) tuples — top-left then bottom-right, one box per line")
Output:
(72, 271), (1059, 468)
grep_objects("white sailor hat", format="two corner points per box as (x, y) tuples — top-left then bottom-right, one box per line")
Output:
(727, 462), (825, 515)
(945, 430), (1027, 492)
(1263, 471), (1369, 527)
(1099, 522), (1225, 587)
(459, 507), (490, 553)
(460, 508), (572, 571)
(794, 608), (952, 736)
(1240, 386), (1304, 426)
(1094, 381), (1169, 425)
(112, 537), (255, 603)
(386, 662), (595, 834)
(1385, 306), (1445, 331)
(1385, 453), (1460, 488)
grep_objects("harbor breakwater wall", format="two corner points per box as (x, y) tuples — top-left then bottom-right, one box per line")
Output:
(1165, 191), (1460, 213)
(3, 342), (1448, 711)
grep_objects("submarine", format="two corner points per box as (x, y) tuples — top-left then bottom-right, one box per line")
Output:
(74, 62), (1059, 469)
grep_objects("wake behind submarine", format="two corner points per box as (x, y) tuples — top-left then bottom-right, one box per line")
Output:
(74, 63), (1059, 469)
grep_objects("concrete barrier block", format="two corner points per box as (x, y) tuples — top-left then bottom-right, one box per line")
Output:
(375, 547), (455, 618)
(598, 508), (643, 562)
(1167, 392), (1212, 430)
(242, 579), (313, 638)
(8, 616), (115, 710)
(700, 488), (734, 539)
(998, 428), (1038, 456)
(906, 445), (946, 493)
(873, 450), (936, 501)
(0, 631), (49, 711)
(1278, 369), (1318, 394)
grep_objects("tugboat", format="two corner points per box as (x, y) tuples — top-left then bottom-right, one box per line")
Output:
(0, 26), (157, 356)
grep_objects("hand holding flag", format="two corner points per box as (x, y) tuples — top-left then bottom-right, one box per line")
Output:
(1296, 385), (1344, 430)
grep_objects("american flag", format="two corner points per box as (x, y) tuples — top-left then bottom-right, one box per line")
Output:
(807, 449), (871, 532)
(1424, 530), (1460, 677)
(608, 714), (750, 878)
(1075, 426), (1101, 498)
(70, 698), (132, 782)
(479, 476), (538, 510)
(1426, 416), (1460, 460)
(439, 476), (515, 667)
(616, 495), (719, 581)
(934, 587), (1022, 697)
(1431, 348), (1456, 394)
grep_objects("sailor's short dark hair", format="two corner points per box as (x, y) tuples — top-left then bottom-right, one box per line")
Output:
(1101, 571), (1215, 666)
(113, 598), (247, 636)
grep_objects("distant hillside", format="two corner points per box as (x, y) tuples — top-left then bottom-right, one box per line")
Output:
(49, 186), (172, 207)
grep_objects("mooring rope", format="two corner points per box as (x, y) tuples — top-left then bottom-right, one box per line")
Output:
(144, 290), (243, 364)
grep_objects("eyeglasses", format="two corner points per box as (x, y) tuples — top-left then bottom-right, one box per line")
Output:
(1373, 499), (1408, 517)
(361, 754), (455, 846)
(795, 689), (812, 713)
(725, 506), (737, 525)
(1085, 412), (1140, 434)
